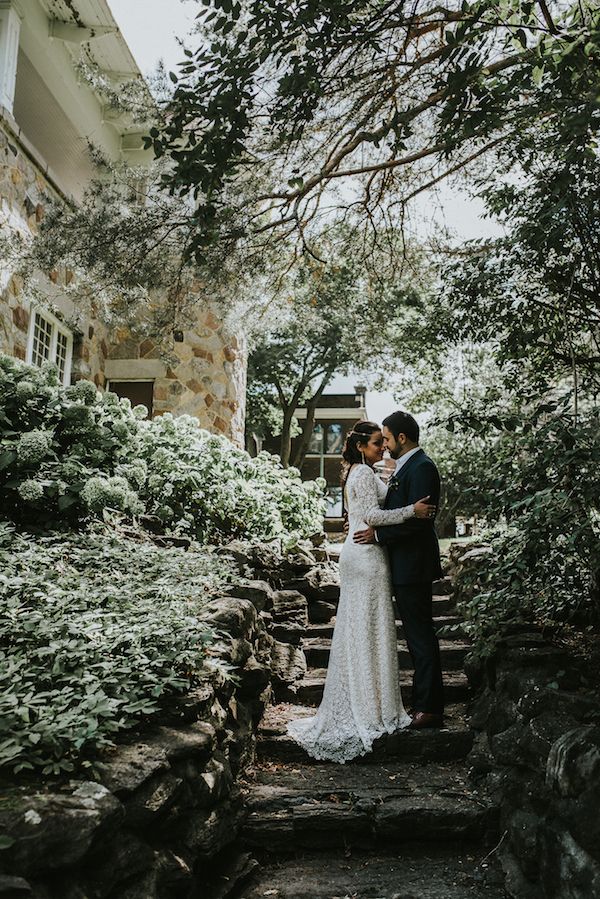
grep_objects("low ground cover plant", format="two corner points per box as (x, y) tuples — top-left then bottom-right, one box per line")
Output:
(0, 523), (235, 776)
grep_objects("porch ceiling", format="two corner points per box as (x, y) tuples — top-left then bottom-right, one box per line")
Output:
(13, 48), (97, 201)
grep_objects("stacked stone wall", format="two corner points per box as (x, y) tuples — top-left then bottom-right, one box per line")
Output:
(449, 542), (600, 899)
(0, 120), (58, 363)
(0, 540), (338, 898)
(105, 313), (246, 446)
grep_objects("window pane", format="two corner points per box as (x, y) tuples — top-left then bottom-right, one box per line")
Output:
(302, 457), (321, 481)
(55, 331), (69, 382)
(31, 312), (52, 366)
(326, 423), (344, 453)
(325, 486), (343, 517)
(308, 424), (324, 454)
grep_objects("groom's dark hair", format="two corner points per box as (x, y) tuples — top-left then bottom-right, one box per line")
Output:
(382, 410), (420, 443)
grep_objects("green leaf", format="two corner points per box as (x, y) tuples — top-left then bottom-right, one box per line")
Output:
(58, 494), (78, 511)
(0, 451), (16, 471)
(532, 66), (544, 86)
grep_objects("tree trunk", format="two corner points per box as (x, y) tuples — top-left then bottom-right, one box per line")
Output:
(291, 377), (330, 470)
(279, 405), (295, 468)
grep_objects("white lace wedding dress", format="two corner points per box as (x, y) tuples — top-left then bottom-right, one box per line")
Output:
(287, 463), (415, 763)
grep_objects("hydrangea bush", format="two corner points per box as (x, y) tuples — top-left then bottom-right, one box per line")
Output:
(0, 523), (234, 775)
(0, 354), (325, 544)
(137, 414), (325, 544)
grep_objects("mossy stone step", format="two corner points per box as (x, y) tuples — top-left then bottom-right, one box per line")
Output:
(305, 614), (467, 641)
(319, 594), (456, 616)
(295, 669), (470, 707)
(257, 703), (473, 764)
(240, 761), (498, 851)
(237, 847), (507, 898)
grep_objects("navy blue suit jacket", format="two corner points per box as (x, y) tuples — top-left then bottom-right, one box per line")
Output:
(375, 448), (443, 586)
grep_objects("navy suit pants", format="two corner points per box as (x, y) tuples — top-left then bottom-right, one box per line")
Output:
(394, 583), (444, 715)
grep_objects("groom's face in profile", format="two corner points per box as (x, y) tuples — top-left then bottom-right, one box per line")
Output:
(382, 425), (401, 459)
(383, 425), (413, 459)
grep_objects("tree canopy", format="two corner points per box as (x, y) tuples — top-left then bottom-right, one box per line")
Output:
(153, 0), (600, 266)
(247, 236), (429, 466)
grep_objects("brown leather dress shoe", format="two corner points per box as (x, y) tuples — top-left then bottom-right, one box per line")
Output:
(409, 712), (444, 729)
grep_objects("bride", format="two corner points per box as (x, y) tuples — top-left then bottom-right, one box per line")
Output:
(287, 420), (436, 763)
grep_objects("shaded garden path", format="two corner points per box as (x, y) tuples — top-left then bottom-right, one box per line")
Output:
(234, 573), (508, 898)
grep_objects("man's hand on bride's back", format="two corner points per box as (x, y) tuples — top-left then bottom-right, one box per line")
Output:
(414, 496), (437, 519)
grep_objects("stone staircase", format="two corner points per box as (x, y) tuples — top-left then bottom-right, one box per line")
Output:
(234, 568), (507, 899)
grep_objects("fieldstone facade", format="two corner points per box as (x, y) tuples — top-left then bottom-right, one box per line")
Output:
(104, 313), (246, 446)
(0, 116), (246, 446)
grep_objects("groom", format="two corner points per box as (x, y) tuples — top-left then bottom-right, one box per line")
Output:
(354, 410), (445, 728)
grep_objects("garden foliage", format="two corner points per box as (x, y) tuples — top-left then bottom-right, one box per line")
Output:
(0, 354), (325, 545)
(448, 403), (600, 657)
(0, 524), (234, 775)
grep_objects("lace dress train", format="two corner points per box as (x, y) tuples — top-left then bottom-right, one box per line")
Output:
(287, 464), (414, 763)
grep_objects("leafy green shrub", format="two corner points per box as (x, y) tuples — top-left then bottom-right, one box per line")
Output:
(451, 404), (600, 658)
(0, 523), (234, 776)
(0, 356), (144, 524)
(0, 354), (325, 544)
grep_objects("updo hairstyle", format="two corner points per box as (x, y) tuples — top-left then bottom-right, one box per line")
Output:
(341, 420), (381, 486)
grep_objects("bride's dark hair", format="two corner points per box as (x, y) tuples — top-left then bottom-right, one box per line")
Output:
(341, 420), (381, 487)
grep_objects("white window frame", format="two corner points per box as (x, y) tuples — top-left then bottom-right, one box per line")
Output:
(26, 307), (73, 386)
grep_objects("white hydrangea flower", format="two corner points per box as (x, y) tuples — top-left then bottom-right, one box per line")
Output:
(16, 380), (36, 399)
(81, 476), (143, 515)
(72, 379), (99, 404)
(17, 479), (44, 502)
(115, 461), (147, 489)
(16, 430), (52, 465)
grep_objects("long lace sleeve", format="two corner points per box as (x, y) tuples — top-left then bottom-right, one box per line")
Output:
(349, 466), (415, 526)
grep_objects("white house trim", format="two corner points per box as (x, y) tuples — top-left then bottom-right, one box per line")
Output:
(48, 20), (118, 44)
(0, 1), (22, 113)
(295, 406), (366, 420)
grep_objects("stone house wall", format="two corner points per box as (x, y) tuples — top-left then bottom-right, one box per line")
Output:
(0, 115), (246, 446)
(105, 312), (246, 446)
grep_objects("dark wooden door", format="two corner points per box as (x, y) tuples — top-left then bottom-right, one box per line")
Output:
(108, 381), (154, 418)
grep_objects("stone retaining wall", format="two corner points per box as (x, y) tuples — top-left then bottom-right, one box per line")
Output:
(449, 542), (600, 899)
(0, 540), (340, 899)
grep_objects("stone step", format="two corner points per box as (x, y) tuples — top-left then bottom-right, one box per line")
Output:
(240, 761), (499, 852)
(257, 704), (473, 764)
(305, 615), (468, 641)
(432, 576), (454, 596)
(322, 593), (455, 614)
(295, 669), (470, 707)
(308, 594), (456, 625)
(302, 638), (470, 671)
(238, 847), (507, 898)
